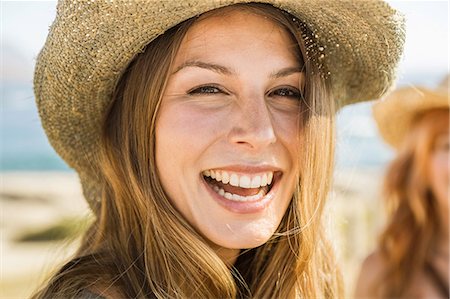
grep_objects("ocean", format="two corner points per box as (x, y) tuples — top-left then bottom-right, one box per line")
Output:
(1, 83), (70, 171)
(0, 72), (445, 171)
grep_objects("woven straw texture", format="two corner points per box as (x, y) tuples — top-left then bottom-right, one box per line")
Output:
(373, 76), (449, 148)
(34, 0), (405, 208)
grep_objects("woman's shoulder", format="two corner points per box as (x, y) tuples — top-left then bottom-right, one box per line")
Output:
(354, 251), (386, 299)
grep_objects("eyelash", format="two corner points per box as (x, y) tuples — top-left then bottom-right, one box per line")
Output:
(188, 85), (226, 95)
(268, 87), (302, 100)
(188, 85), (302, 100)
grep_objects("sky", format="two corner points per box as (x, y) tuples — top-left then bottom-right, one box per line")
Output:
(1, 0), (449, 84)
(1, 1), (56, 57)
(387, 0), (449, 81)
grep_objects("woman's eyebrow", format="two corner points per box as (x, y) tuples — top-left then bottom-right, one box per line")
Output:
(172, 60), (235, 75)
(270, 67), (303, 78)
(172, 60), (303, 78)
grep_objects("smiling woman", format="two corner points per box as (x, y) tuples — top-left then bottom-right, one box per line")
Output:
(157, 9), (305, 257)
(32, 1), (404, 298)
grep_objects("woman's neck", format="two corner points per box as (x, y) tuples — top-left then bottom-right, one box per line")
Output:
(211, 245), (240, 267)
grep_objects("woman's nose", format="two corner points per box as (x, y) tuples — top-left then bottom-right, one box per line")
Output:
(227, 97), (277, 150)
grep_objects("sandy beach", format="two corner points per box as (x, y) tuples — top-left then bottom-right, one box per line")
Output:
(1, 168), (386, 298)
(330, 167), (386, 295)
(1, 172), (91, 298)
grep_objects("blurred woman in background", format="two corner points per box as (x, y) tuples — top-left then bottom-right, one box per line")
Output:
(355, 75), (449, 298)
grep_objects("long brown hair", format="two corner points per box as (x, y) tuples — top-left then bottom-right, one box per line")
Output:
(33, 3), (341, 298)
(376, 108), (449, 297)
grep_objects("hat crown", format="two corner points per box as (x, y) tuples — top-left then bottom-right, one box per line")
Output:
(373, 74), (449, 149)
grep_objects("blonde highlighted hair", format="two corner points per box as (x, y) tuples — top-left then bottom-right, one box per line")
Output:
(33, 3), (342, 298)
(376, 108), (449, 297)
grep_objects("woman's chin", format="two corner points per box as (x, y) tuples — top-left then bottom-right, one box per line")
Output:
(207, 226), (276, 251)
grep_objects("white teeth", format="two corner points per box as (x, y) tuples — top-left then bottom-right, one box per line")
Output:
(211, 187), (266, 202)
(261, 174), (268, 186)
(268, 172), (273, 185)
(250, 176), (262, 188)
(239, 176), (251, 188)
(222, 172), (230, 184)
(215, 171), (222, 181)
(229, 174), (239, 187)
(232, 193), (241, 201)
(202, 170), (276, 189)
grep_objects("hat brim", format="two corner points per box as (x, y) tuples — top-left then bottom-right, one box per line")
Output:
(373, 86), (449, 148)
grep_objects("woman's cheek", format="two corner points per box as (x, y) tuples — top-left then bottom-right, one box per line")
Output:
(430, 150), (449, 205)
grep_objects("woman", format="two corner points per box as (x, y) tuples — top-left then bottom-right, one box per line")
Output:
(32, 1), (404, 298)
(355, 76), (449, 298)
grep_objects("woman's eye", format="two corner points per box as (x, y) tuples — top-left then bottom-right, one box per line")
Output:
(269, 87), (301, 100)
(188, 85), (223, 95)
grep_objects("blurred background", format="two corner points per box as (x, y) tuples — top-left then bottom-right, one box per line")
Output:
(1, 1), (448, 298)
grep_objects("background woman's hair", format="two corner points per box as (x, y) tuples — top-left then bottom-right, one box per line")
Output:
(376, 108), (449, 297)
(32, 3), (342, 298)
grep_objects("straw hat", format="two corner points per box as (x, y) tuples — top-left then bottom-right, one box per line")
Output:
(373, 75), (449, 148)
(34, 0), (405, 209)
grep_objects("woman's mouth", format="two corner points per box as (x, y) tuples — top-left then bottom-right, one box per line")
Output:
(202, 169), (282, 213)
(201, 169), (280, 203)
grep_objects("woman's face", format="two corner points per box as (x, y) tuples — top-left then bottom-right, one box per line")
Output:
(429, 120), (449, 213)
(156, 9), (303, 259)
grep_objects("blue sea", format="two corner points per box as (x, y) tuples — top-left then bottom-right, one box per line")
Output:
(1, 83), (70, 171)
(0, 72), (445, 171)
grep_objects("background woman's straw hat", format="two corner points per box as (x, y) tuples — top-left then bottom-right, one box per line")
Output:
(373, 75), (449, 149)
(34, 0), (405, 209)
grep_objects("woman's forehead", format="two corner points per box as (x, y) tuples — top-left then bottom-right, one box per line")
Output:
(185, 9), (290, 43)
(173, 9), (301, 70)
